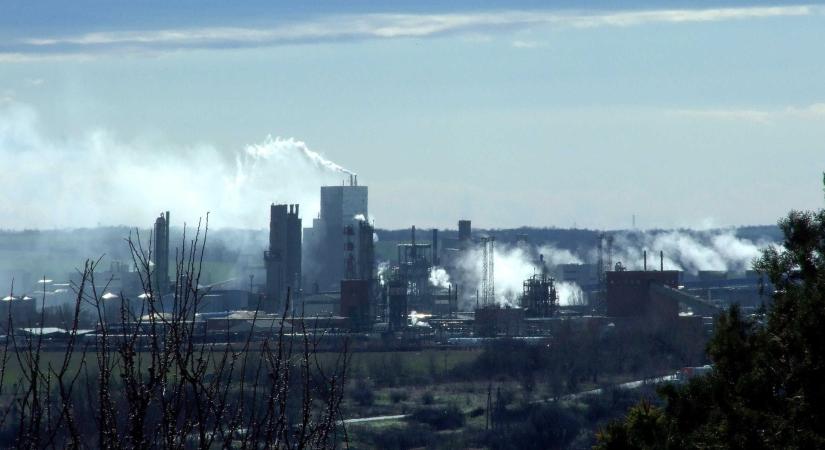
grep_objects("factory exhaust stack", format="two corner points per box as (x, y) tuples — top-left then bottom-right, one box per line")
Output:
(432, 228), (439, 266)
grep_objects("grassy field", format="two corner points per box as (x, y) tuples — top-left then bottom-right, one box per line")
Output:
(0, 347), (480, 382)
(346, 349), (480, 379)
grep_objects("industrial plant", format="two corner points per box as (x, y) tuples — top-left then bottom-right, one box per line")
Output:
(0, 176), (769, 352)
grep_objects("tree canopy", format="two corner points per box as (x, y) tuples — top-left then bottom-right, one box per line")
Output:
(597, 200), (825, 449)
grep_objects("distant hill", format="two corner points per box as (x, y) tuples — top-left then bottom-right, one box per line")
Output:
(0, 225), (782, 294)
(374, 225), (782, 251)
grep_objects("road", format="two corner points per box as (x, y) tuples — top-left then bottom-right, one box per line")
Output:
(342, 373), (679, 425)
(553, 373), (678, 402)
(342, 414), (409, 425)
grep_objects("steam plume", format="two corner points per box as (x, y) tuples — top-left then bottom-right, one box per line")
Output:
(0, 101), (354, 229)
(429, 266), (451, 289)
(458, 243), (583, 308)
(608, 230), (768, 273)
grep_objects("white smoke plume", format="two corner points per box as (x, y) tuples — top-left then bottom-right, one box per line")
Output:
(609, 230), (768, 274)
(453, 228), (772, 309)
(557, 281), (585, 306)
(458, 243), (584, 307)
(429, 266), (451, 289)
(376, 261), (390, 286)
(537, 245), (583, 266)
(247, 138), (355, 176)
(0, 101), (354, 229)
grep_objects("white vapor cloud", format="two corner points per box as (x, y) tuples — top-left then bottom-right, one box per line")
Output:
(2, 6), (816, 60)
(458, 242), (583, 307)
(429, 266), (451, 289)
(452, 229), (773, 308)
(609, 230), (769, 274)
(669, 103), (825, 123)
(0, 101), (354, 229)
(511, 40), (542, 49)
(557, 281), (585, 306)
(537, 245), (582, 266)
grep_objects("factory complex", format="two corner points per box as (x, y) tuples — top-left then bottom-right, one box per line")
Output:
(1, 178), (769, 352)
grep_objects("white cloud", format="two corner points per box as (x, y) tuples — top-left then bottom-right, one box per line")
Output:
(562, 5), (813, 28)
(670, 103), (825, 123)
(512, 40), (542, 49)
(0, 52), (97, 63)
(2, 5), (817, 60)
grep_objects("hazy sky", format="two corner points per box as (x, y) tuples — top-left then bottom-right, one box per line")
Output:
(1, 1), (823, 230)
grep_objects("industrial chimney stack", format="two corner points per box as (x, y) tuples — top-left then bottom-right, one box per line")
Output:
(153, 211), (170, 295)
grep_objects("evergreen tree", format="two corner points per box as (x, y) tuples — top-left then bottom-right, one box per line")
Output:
(597, 178), (825, 449)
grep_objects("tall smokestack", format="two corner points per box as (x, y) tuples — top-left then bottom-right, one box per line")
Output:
(660, 251), (664, 271)
(458, 219), (471, 248)
(153, 211), (171, 295)
(643, 250), (647, 271)
(539, 254), (546, 276)
(432, 228), (439, 266)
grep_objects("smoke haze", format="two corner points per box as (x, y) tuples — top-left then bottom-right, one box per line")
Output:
(428, 266), (451, 289)
(452, 229), (774, 309)
(457, 243), (583, 307)
(608, 230), (770, 274)
(0, 100), (353, 229)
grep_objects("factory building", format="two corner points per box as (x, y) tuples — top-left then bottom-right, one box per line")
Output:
(199, 289), (256, 313)
(0, 295), (36, 325)
(397, 226), (433, 314)
(339, 218), (377, 330)
(432, 285), (458, 318)
(556, 263), (600, 288)
(680, 270), (766, 313)
(458, 220), (472, 248)
(606, 269), (680, 319)
(474, 305), (525, 337)
(153, 211), (170, 294)
(387, 278), (408, 331)
(303, 177), (368, 291)
(357, 220), (376, 281)
(0, 270), (33, 304)
(521, 273), (558, 318)
(265, 204), (302, 313)
(340, 279), (371, 331)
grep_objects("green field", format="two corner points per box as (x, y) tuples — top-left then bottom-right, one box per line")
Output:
(0, 347), (480, 382)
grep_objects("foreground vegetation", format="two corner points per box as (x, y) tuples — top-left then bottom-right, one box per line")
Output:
(0, 223), (348, 449)
(597, 196), (825, 448)
(340, 331), (696, 449)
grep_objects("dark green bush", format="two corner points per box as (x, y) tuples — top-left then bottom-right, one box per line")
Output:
(409, 404), (465, 431)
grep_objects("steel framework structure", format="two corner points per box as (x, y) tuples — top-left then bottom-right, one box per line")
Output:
(480, 237), (495, 306)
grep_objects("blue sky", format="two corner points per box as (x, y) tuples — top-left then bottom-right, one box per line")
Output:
(1, 1), (823, 230)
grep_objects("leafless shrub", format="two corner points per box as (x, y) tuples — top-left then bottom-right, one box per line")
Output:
(0, 217), (349, 449)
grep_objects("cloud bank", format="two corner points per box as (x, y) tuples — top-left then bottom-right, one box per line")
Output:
(2, 5), (816, 60)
